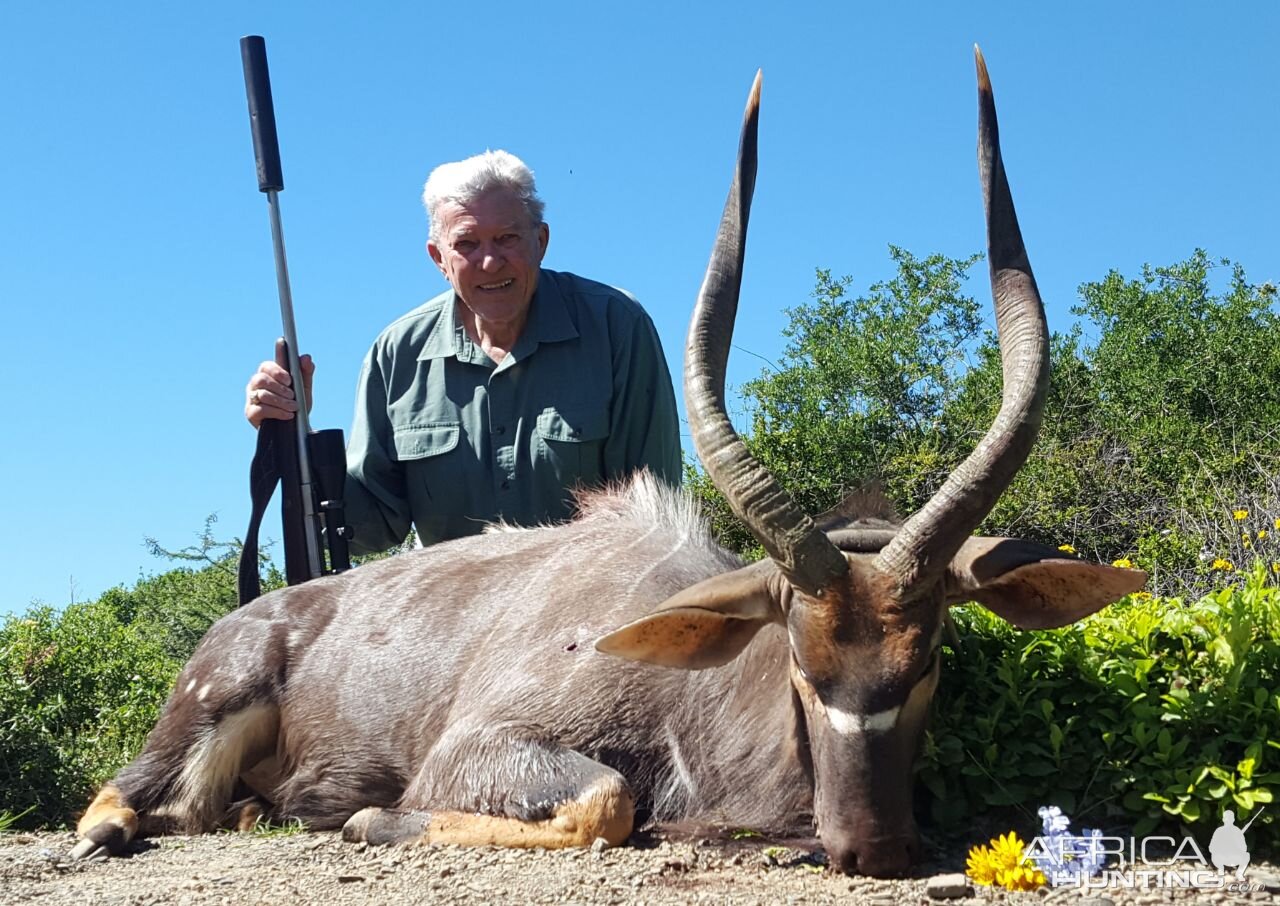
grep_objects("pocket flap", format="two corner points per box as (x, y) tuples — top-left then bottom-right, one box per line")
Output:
(393, 423), (460, 459)
(536, 407), (609, 443)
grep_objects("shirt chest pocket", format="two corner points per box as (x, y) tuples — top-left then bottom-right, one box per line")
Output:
(392, 423), (460, 460)
(391, 423), (460, 542)
(534, 406), (609, 487)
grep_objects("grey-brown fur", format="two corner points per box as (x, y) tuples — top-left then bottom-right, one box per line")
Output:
(110, 476), (812, 835)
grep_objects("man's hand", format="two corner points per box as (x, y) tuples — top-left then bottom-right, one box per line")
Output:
(246, 338), (315, 428)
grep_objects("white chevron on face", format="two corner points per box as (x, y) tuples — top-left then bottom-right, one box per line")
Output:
(825, 704), (901, 736)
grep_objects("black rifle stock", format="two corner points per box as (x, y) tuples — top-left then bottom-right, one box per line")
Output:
(237, 35), (351, 604)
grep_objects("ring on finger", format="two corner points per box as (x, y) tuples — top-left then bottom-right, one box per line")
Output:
(251, 389), (262, 406)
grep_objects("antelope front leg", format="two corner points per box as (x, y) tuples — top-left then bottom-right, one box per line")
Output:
(342, 730), (634, 850)
(342, 779), (633, 849)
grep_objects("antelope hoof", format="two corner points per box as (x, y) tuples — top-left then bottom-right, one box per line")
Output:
(73, 785), (138, 860)
(342, 807), (431, 846)
(69, 837), (108, 861)
(69, 819), (133, 861)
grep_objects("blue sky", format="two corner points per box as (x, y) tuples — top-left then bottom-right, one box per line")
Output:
(3, 2), (1276, 614)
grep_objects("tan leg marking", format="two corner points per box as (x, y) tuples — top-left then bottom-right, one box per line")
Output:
(424, 776), (634, 849)
(233, 800), (265, 832)
(72, 784), (138, 859)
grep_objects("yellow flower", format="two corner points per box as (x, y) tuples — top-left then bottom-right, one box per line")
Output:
(990, 831), (1026, 865)
(1000, 863), (1049, 892)
(1133, 591), (1154, 601)
(1271, 562), (1280, 574)
(966, 843), (998, 885)
(966, 832), (1045, 891)
(1112, 558), (1134, 569)
(1057, 544), (1076, 554)
(1212, 558), (1235, 571)
(1234, 509), (1249, 521)
(1259, 530), (1269, 541)
(1274, 517), (1280, 530)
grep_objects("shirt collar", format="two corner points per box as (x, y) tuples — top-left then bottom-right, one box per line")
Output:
(417, 269), (579, 363)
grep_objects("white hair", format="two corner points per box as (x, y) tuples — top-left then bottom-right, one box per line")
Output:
(421, 150), (545, 243)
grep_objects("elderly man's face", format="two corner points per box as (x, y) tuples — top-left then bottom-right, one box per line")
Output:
(427, 189), (549, 330)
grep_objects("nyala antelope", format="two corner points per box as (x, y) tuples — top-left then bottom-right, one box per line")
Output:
(74, 50), (1144, 877)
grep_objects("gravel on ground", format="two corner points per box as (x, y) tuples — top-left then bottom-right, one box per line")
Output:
(1, 829), (1276, 905)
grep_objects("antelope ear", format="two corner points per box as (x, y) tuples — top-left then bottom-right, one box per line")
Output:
(595, 560), (783, 669)
(946, 537), (1147, 630)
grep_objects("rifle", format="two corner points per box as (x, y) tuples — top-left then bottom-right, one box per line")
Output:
(236, 35), (351, 604)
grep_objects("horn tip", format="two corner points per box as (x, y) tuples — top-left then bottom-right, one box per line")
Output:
(974, 45), (992, 94)
(749, 69), (762, 108)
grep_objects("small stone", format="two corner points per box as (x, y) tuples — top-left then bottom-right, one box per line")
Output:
(925, 873), (971, 899)
(438, 866), (454, 878)
(1254, 873), (1280, 893)
(1078, 898), (1115, 906)
(337, 875), (365, 883)
(590, 837), (610, 854)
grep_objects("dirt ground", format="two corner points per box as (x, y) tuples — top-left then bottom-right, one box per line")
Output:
(1, 829), (1277, 905)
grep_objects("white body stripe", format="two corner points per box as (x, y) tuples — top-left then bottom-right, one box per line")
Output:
(826, 704), (901, 736)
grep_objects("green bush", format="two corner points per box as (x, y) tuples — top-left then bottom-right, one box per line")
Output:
(922, 563), (1279, 857)
(0, 600), (179, 826)
(0, 525), (390, 829)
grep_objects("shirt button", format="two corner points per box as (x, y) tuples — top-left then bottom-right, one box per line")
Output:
(494, 425), (506, 436)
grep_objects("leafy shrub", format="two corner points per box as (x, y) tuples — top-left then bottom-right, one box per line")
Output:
(0, 526), (267, 827)
(921, 564), (1279, 857)
(0, 601), (179, 826)
(0, 524), (395, 829)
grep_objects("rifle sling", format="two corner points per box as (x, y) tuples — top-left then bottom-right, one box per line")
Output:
(238, 418), (310, 605)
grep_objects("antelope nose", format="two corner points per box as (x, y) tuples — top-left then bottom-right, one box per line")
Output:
(829, 833), (919, 878)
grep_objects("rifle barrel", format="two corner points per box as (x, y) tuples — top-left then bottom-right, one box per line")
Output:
(241, 35), (323, 580)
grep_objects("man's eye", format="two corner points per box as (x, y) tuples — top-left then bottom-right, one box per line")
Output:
(497, 233), (520, 247)
(454, 240), (477, 254)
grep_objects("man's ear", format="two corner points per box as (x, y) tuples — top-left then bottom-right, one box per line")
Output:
(947, 537), (1147, 630)
(595, 560), (783, 669)
(427, 239), (447, 276)
(535, 222), (550, 261)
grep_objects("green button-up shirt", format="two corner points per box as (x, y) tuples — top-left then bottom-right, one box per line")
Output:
(342, 269), (681, 553)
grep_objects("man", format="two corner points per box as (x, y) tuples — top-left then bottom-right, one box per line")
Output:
(245, 150), (681, 554)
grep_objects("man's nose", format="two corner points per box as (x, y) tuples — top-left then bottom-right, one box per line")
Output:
(480, 245), (504, 271)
